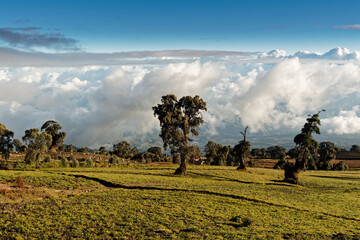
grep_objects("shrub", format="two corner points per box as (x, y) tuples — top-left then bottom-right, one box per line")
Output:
(273, 158), (287, 170)
(44, 156), (51, 163)
(85, 157), (93, 167)
(71, 158), (79, 168)
(24, 150), (38, 164)
(60, 156), (67, 167)
(247, 159), (256, 167)
(332, 161), (348, 171)
(109, 155), (120, 165)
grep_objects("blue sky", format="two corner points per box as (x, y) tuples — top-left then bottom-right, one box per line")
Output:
(1, 0), (360, 53)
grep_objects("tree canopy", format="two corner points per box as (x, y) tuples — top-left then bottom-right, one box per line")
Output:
(41, 120), (66, 152)
(153, 94), (207, 175)
(0, 123), (14, 161)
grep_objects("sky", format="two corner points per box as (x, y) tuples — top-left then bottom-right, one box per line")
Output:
(1, 0), (360, 150)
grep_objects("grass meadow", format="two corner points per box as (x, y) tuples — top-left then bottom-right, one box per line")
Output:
(0, 164), (359, 239)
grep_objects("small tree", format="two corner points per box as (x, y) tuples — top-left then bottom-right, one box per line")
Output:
(284, 111), (323, 185)
(113, 141), (137, 159)
(22, 128), (52, 166)
(41, 120), (66, 152)
(233, 126), (250, 170)
(0, 123), (14, 161)
(153, 94), (207, 175)
(349, 144), (360, 152)
(317, 141), (338, 170)
(205, 140), (230, 166)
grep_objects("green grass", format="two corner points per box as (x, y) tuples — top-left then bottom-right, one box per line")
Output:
(0, 165), (359, 239)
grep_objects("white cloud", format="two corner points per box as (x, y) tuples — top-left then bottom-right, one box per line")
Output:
(1, 48), (360, 148)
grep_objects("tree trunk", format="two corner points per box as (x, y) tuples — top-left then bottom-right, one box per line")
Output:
(236, 153), (247, 171)
(174, 158), (187, 175)
(283, 163), (304, 186)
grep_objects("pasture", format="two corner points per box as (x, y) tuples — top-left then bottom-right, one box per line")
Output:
(0, 164), (359, 239)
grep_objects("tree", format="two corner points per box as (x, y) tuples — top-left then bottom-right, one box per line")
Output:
(284, 111), (323, 185)
(113, 141), (138, 159)
(0, 123), (14, 161)
(41, 120), (66, 152)
(267, 146), (286, 159)
(205, 140), (230, 166)
(233, 126), (250, 171)
(350, 144), (360, 152)
(153, 94), (207, 175)
(98, 146), (108, 154)
(22, 128), (52, 166)
(317, 141), (338, 170)
(13, 139), (25, 152)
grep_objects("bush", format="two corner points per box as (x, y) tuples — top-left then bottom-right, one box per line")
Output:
(273, 158), (287, 170)
(44, 156), (51, 163)
(85, 157), (93, 167)
(60, 156), (67, 167)
(247, 159), (256, 167)
(71, 158), (79, 168)
(109, 155), (120, 165)
(24, 150), (38, 164)
(332, 161), (348, 171)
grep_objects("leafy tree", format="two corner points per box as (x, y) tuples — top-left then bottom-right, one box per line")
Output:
(41, 120), (66, 152)
(13, 139), (24, 152)
(205, 140), (230, 166)
(317, 141), (338, 170)
(113, 141), (138, 159)
(188, 144), (203, 161)
(233, 126), (250, 170)
(65, 144), (74, 153)
(349, 144), (360, 152)
(147, 146), (164, 162)
(153, 94), (207, 175)
(98, 146), (108, 154)
(78, 147), (90, 153)
(0, 123), (14, 161)
(22, 128), (52, 166)
(267, 146), (286, 159)
(284, 111), (323, 185)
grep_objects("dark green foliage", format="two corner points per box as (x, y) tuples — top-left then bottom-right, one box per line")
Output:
(284, 111), (323, 184)
(98, 146), (107, 154)
(78, 147), (90, 153)
(60, 156), (68, 167)
(109, 155), (120, 165)
(0, 123), (14, 161)
(43, 156), (51, 163)
(267, 146), (286, 159)
(41, 120), (66, 152)
(349, 144), (360, 152)
(205, 141), (230, 166)
(65, 144), (74, 153)
(233, 140), (250, 169)
(85, 157), (93, 167)
(71, 158), (80, 167)
(317, 141), (337, 170)
(153, 94), (207, 175)
(23, 128), (52, 165)
(332, 161), (348, 171)
(273, 158), (288, 170)
(250, 148), (269, 159)
(113, 141), (138, 159)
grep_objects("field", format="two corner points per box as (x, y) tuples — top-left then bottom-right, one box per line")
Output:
(0, 164), (359, 239)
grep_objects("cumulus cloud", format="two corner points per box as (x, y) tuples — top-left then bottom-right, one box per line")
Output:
(258, 49), (287, 59)
(0, 27), (80, 51)
(1, 47), (360, 148)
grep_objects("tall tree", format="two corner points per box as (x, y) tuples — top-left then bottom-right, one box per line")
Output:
(0, 123), (14, 161)
(113, 141), (138, 159)
(284, 111), (323, 185)
(41, 120), (66, 152)
(153, 94), (207, 175)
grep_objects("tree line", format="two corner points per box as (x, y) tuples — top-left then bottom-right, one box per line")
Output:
(0, 94), (356, 185)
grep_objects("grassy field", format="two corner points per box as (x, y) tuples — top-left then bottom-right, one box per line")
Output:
(0, 164), (359, 239)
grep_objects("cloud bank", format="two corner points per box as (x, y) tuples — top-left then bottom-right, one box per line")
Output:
(1, 47), (360, 148)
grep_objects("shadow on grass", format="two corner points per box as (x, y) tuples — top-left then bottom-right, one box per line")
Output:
(189, 171), (293, 187)
(67, 173), (360, 222)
